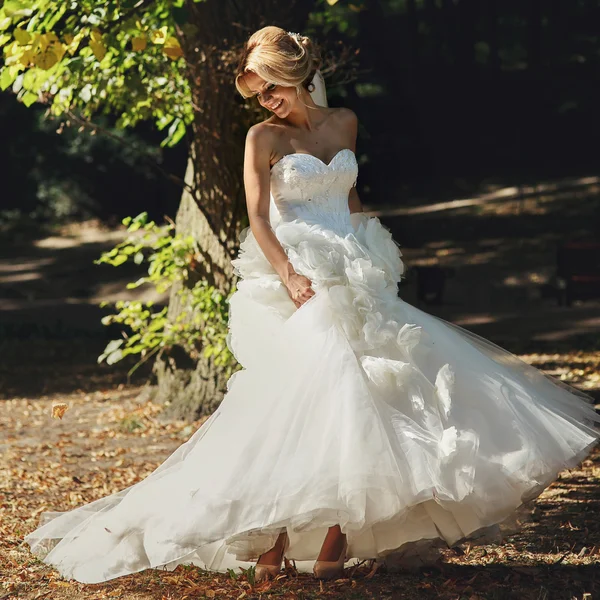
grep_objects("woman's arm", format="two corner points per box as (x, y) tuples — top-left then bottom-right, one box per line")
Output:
(243, 124), (292, 282)
(243, 124), (315, 307)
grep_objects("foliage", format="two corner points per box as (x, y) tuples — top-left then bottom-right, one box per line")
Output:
(95, 212), (237, 378)
(0, 0), (203, 146)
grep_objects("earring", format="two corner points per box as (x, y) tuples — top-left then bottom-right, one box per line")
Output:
(307, 82), (315, 92)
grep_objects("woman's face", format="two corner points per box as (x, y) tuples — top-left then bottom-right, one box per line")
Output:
(243, 72), (299, 118)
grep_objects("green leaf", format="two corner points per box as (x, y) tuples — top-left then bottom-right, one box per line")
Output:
(21, 90), (38, 107)
(161, 117), (185, 147)
(0, 66), (18, 91)
(111, 254), (128, 266)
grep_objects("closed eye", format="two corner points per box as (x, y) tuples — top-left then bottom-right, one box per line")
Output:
(256, 82), (276, 98)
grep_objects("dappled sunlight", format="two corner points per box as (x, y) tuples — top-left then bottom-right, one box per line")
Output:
(0, 220), (167, 312)
(0, 270), (44, 284)
(368, 174), (600, 218)
(503, 271), (548, 287)
(379, 173), (600, 365)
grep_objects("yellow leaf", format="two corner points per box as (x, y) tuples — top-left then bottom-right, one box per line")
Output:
(55, 43), (66, 61)
(14, 28), (31, 45)
(35, 31), (59, 53)
(163, 36), (183, 60)
(51, 403), (69, 419)
(131, 36), (147, 51)
(90, 39), (106, 61)
(150, 26), (168, 45)
(326, 0), (339, 4)
(91, 28), (103, 43)
(63, 33), (74, 45)
(4, 40), (20, 58)
(33, 49), (58, 70)
(18, 48), (33, 66)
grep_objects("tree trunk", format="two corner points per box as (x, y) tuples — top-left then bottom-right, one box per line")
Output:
(155, 0), (314, 421)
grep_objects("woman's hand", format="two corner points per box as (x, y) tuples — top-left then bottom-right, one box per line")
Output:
(285, 271), (315, 308)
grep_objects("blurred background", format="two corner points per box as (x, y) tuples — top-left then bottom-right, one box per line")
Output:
(1, 0), (599, 403)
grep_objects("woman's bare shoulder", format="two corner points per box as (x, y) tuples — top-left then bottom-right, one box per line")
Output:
(332, 106), (358, 128)
(245, 120), (285, 159)
(246, 119), (279, 145)
(328, 107), (358, 147)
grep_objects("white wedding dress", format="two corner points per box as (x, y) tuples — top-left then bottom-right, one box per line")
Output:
(24, 148), (600, 584)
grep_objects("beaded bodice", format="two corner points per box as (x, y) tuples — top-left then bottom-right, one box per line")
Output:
(269, 148), (358, 235)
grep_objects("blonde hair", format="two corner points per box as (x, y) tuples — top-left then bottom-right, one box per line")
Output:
(235, 26), (321, 99)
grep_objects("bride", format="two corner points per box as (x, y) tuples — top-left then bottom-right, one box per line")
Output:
(24, 26), (600, 585)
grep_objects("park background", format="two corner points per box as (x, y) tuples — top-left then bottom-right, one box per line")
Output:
(1, 1), (599, 599)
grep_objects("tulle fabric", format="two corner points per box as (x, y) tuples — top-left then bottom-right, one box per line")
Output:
(23, 154), (600, 584)
(24, 213), (600, 583)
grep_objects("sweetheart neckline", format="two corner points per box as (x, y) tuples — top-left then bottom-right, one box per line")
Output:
(270, 148), (355, 172)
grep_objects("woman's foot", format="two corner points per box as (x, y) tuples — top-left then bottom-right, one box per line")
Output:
(314, 525), (347, 580)
(316, 525), (346, 562)
(255, 531), (289, 582)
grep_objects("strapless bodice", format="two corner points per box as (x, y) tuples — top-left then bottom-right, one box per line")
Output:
(269, 148), (358, 235)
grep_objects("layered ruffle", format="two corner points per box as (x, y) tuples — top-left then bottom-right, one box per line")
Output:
(226, 213), (600, 565)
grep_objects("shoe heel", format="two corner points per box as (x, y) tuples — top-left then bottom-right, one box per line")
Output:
(313, 538), (348, 580)
(255, 531), (289, 583)
(255, 563), (281, 583)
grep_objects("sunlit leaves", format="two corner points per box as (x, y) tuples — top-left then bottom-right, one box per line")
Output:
(0, 66), (19, 90)
(0, 0), (193, 146)
(131, 35), (146, 51)
(96, 212), (237, 375)
(163, 36), (183, 60)
(89, 28), (106, 61)
(33, 47), (59, 69)
(13, 28), (31, 45)
(2, 0), (33, 20)
(163, 117), (185, 147)
(150, 25), (168, 44)
(21, 89), (38, 106)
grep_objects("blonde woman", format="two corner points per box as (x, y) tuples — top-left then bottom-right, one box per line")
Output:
(24, 26), (600, 585)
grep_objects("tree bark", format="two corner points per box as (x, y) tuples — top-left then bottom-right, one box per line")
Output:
(154, 0), (315, 420)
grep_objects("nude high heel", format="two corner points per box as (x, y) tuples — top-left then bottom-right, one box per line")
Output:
(255, 532), (289, 583)
(313, 538), (348, 580)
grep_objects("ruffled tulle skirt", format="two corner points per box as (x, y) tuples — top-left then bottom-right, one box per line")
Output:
(24, 216), (600, 583)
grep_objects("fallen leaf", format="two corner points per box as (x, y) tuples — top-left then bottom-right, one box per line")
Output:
(51, 403), (68, 419)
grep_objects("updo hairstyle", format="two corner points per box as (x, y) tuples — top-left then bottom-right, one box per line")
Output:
(235, 26), (321, 98)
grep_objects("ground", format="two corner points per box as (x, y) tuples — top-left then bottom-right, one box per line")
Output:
(1, 173), (600, 599)
(1, 380), (599, 599)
